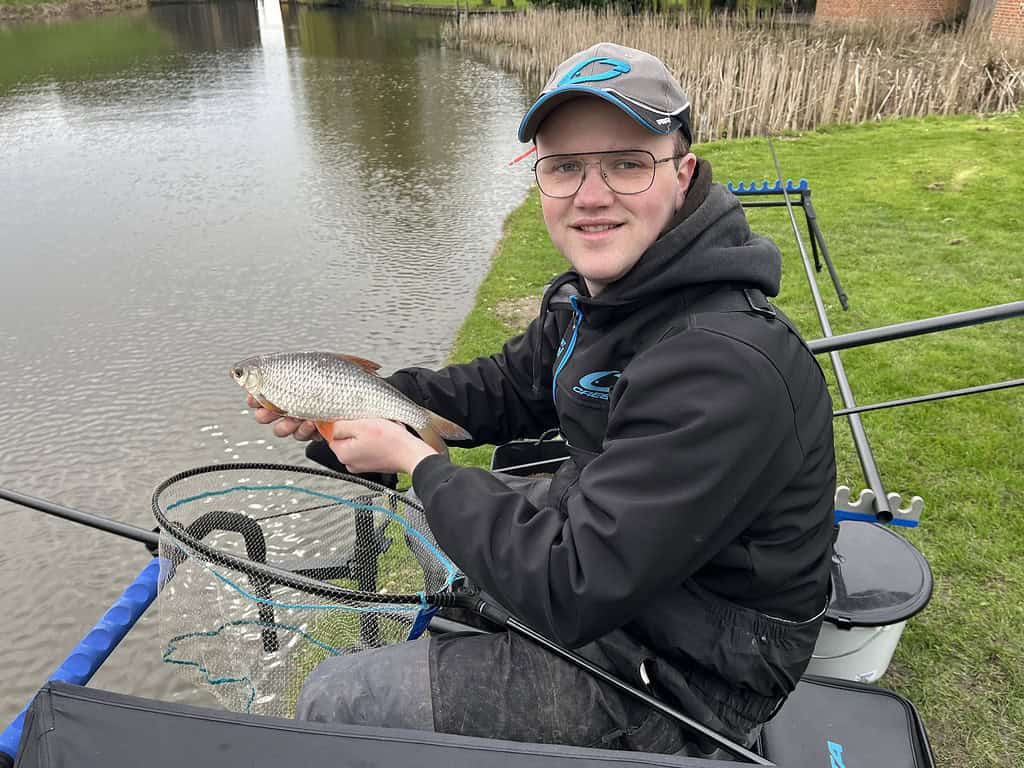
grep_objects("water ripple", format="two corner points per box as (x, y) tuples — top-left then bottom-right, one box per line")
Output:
(0, 4), (534, 721)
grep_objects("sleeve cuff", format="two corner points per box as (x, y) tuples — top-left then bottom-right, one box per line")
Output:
(410, 453), (458, 509)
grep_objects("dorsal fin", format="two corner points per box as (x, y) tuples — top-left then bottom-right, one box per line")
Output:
(333, 354), (381, 373)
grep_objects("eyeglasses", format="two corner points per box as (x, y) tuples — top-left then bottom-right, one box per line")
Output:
(532, 149), (683, 199)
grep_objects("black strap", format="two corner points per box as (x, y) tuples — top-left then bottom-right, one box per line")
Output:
(681, 288), (818, 363)
(685, 287), (775, 317)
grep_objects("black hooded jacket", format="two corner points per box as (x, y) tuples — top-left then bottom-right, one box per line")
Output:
(385, 165), (836, 740)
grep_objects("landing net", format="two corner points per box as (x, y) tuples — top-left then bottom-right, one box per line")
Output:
(152, 463), (458, 718)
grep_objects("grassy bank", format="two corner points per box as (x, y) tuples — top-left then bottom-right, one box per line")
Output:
(445, 111), (1023, 767)
(0, 0), (146, 22)
(0, 0), (145, 23)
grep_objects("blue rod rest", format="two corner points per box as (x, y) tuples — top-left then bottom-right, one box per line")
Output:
(0, 557), (164, 762)
(727, 179), (809, 195)
(833, 509), (919, 528)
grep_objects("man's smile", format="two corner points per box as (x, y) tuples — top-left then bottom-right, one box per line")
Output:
(572, 220), (624, 238)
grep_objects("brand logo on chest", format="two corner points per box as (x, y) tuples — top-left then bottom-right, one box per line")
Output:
(573, 370), (621, 401)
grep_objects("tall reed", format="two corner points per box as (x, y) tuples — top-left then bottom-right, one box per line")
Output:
(449, 10), (1024, 141)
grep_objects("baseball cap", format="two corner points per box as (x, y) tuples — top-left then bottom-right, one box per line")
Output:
(517, 42), (692, 145)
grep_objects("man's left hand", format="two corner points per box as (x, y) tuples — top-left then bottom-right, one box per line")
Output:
(328, 418), (439, 476)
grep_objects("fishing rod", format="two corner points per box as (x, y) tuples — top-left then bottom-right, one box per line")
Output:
(4, 287), (1020, 762)
(806, 300), (1023, 419)
(767, 138), (896, 522)
(0, 487), (159, 550)
(466, 597), (773, 765)
(833, 378), (1023, 417)
(1, 485), (770, 764)
(805, 300), (1023, 354)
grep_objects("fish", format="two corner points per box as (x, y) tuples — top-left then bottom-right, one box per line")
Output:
(230, 351), (472, 455)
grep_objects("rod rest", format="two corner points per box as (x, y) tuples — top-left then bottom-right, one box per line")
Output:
(728, 178), (809, 194)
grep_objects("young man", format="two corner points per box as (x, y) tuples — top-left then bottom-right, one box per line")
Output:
(254, 43), (836, 758)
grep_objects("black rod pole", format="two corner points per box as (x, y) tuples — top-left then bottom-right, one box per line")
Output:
(807, 301), (1024, 355)
(0, 487), (159, 548)
(832, 378), (1024, 417)
(466, 597), (772, 765)
(768, 140), (893, 521)
(505, 615), (772, 765)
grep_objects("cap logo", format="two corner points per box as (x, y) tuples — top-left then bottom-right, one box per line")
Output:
(557, 57), (631, 87)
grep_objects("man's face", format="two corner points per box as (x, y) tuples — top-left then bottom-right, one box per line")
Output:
(535, 97), (696, 296)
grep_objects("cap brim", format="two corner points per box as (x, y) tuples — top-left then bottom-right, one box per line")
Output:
(518, 85), (677, 143)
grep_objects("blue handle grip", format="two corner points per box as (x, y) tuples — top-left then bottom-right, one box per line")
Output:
(0, 557), (165, 761)
(834, 509), (919, 528)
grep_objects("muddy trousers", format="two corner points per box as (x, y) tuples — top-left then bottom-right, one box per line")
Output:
(294, 628), (750, 759)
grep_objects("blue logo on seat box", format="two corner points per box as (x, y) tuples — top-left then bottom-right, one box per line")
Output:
(828, 741), (846, 768)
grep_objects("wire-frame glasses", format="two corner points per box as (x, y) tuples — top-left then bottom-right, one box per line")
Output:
(533, 149), (682, 198)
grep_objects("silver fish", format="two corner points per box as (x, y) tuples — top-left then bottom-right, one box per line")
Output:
(231, 351), (471, 454)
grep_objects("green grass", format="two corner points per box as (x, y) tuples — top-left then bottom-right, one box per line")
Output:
(445, 110), (1024, 767)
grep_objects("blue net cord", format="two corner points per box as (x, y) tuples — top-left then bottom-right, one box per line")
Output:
(166, 484), (458, 589)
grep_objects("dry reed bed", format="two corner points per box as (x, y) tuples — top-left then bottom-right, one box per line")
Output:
(450, 10), (1024, 141)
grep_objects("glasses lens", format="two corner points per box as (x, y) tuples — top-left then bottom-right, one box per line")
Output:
(601, 151), (655, 194)
(535, 155), (584, 197)
(534, 151), (656, 197)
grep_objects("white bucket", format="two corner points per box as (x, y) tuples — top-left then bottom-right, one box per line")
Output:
(805, 620), (907, 683)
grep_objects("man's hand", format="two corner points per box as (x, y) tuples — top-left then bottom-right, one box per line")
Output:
(246, 394), (319, 441)
(329, 418), (439, 476)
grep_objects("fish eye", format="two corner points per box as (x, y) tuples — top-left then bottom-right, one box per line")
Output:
(231, 367), (244, 379)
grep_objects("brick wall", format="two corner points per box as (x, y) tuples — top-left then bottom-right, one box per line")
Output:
(990, 0), (1024, 39)
(816, 0), (971, 22)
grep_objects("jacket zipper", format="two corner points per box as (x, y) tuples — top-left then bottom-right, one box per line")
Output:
(552, 295), (582, 403)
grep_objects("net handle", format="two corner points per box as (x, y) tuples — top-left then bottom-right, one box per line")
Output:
(180, 510), (279, 653)
(152, 463), (457, 608)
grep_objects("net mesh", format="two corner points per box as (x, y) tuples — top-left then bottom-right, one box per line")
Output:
(153, 464), (457, 718)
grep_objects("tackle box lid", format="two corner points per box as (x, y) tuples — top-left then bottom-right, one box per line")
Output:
(825, 521), (934, 628)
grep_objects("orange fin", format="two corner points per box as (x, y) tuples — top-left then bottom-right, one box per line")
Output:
(333, 354), (381, 374)
(415, 426), (450, 459)
(425, 409), (472, 442)
(258, 397), (287, 415)
(314, 420), (335, 441)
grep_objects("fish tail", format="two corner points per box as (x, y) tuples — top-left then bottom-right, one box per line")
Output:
(416, 426), (450, 459)
(424, 409), (472, 442)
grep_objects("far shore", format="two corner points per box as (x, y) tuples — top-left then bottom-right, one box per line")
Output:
(0, 0), (146, 24)
(0, 0), (514, 25)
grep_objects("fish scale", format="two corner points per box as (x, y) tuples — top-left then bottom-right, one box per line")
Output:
(254, 353), (428, 429)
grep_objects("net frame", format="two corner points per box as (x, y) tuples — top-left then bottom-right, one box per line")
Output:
(152, 462), (461, 609)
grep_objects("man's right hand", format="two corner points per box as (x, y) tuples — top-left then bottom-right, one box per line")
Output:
(246, 394), (321, 441)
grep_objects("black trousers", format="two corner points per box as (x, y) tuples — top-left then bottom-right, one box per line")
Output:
(294, 628), (750, 758)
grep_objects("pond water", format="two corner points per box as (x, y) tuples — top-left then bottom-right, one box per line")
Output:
(0, 1), (534, 720)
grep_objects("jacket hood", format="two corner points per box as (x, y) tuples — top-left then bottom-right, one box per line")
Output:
(565, 158), (782, 311)
(531, 158), (783, 387)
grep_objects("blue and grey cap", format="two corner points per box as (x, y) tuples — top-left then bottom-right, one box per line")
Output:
(517, 42), (692, 145)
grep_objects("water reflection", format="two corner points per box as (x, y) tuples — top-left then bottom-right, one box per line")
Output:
(0, 14), (173, 94)
(149, 0), (263, 50)
(0, 3), (533, 722)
